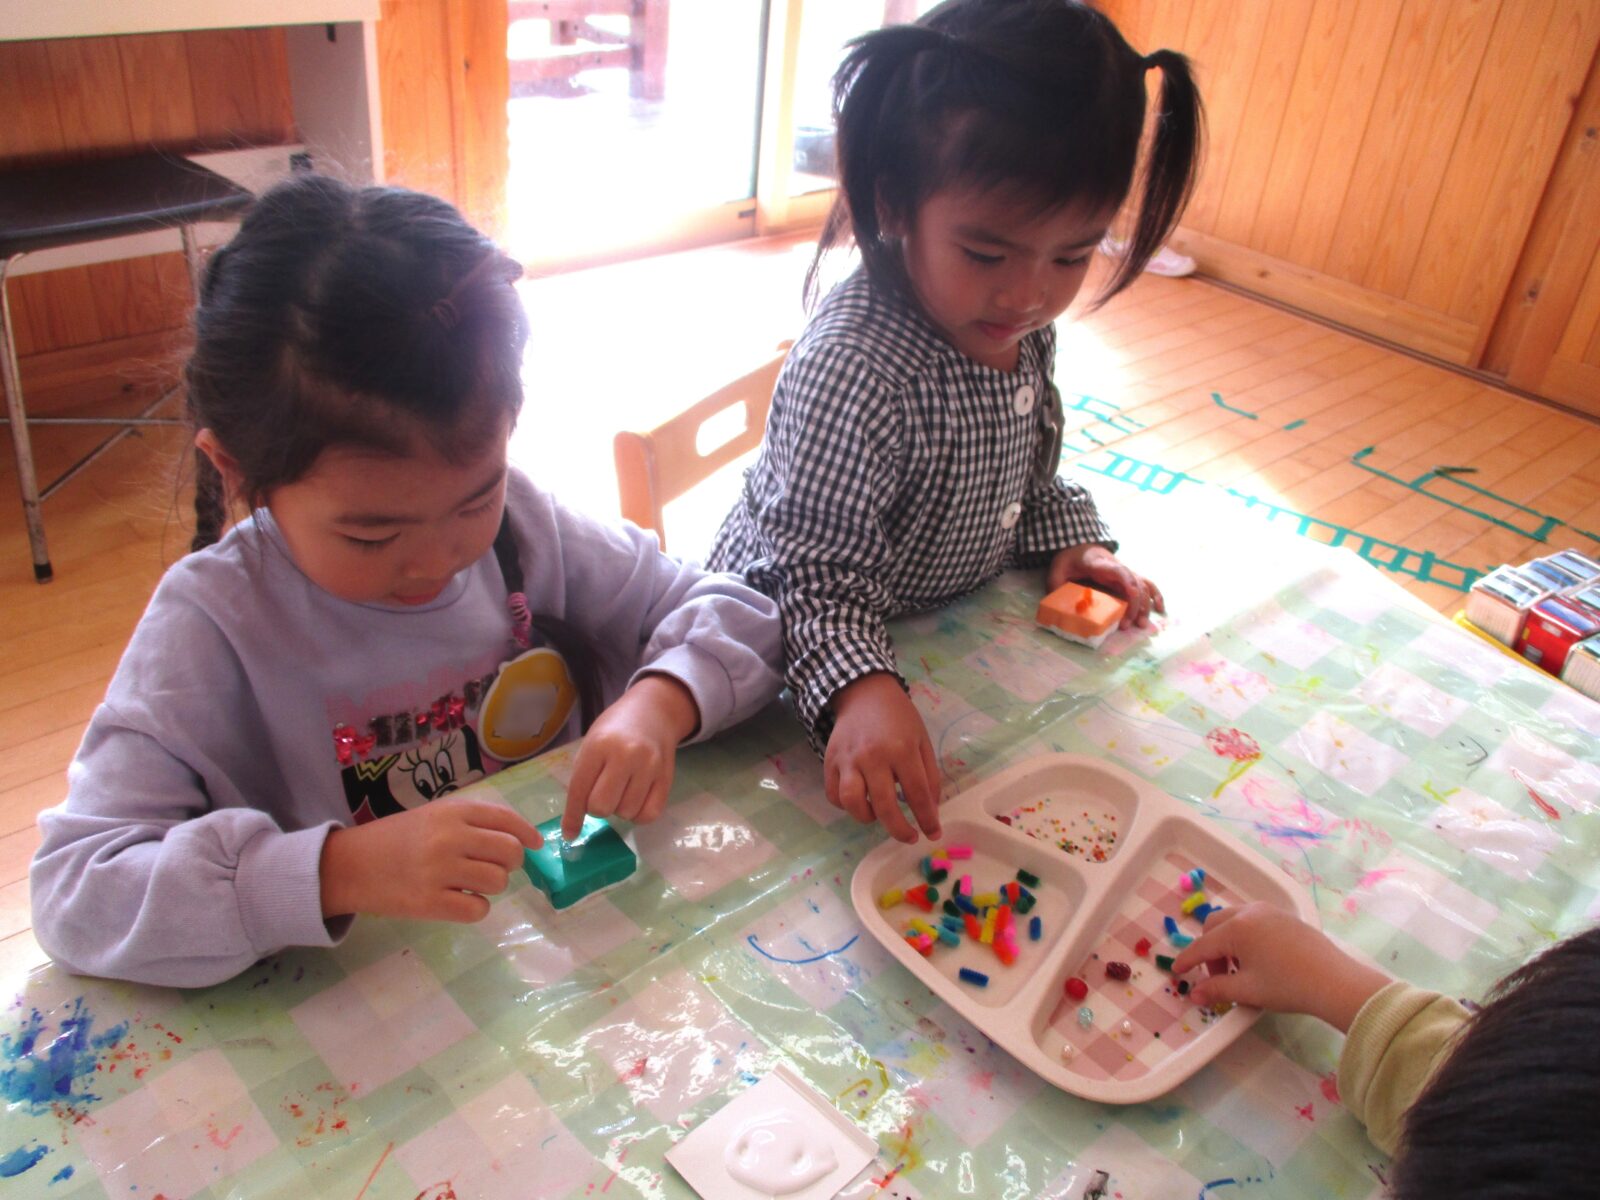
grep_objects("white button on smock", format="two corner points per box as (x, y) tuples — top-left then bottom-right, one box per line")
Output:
(1013, 384), (1036, 416)
(1001, 501), (1022, 529)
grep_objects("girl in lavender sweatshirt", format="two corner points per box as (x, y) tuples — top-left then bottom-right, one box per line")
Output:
(30, 175), (782, 987)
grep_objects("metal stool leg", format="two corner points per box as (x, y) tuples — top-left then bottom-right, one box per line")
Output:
(0, 254), (52, 582)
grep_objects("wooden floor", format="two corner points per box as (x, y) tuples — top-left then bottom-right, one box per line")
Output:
(2, 242), (1598, 987)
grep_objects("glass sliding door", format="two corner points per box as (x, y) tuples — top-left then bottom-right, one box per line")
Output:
(504, 0), (944, 274)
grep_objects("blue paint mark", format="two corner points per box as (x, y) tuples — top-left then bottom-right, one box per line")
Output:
(1212, 392), (1258, 419)
(1199, 1180), (1238, 1199)
(0, 1142), (49, 1178)
(1252, 824), (1329, 843)
(1282, 419), (1306, 431)
(50, 1164), (74, 1184)
(1, 997), (128, 1116)
(745, 933), (860, 965)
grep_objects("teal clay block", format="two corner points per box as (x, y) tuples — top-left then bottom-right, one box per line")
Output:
(523, 815), (637, 910)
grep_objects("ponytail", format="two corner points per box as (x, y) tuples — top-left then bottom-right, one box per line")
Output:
(190, 448), (227, 553)
(1101, 47), (1203, 303)
(807, 24), (956, 308)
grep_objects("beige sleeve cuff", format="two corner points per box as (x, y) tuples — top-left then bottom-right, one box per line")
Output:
(1337, 980), (1472, 1156)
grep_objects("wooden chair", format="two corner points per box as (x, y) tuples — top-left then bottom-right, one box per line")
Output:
(613, 343), (788, 552)
(508, 1), (669, 101)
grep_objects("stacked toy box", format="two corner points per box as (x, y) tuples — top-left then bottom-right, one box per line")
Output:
(1464, 550), (1600, 701)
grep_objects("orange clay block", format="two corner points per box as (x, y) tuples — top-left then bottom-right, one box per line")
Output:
(1035, 582), (1127, 649)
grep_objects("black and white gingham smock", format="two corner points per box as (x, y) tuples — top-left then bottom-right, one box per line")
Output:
(707, 268), (1114, 750)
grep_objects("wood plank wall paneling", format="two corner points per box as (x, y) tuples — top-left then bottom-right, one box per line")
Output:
(377, 0), (511, 239)
(0, 30), (296, 376)
(1483, 42), (1600, 415)
(1101, 0), (1600, 391)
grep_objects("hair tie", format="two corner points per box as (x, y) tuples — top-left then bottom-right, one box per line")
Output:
(430, 297), (461, 330)
(1143, 50), (1163, 71)
(430, 252), (520, 333)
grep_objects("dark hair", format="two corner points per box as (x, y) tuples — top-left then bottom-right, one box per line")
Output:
(1390, 926), (1600, 1198)
(808, 0), (1203, 308)
(187, 172), (602, 725)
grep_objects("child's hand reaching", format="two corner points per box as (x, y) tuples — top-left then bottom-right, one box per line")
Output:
(1048, 543), (1164, 629)
(320, 796), (543, 923)
(1170, 902), (1393, 1032)
(825, 673), (943, 844)
(561, 673), (699, 839)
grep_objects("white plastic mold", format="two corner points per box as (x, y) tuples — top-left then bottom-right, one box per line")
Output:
(849, 753), (1317, 1105)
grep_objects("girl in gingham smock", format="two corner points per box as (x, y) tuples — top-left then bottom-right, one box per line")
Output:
(710, 0), (1202, 845)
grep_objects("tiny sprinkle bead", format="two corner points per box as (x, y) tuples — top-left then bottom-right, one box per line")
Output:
(959, 967), (990, 987)
(1017, 868), (1041, 889)
(1177, 980), (1191, 995)
(928, 868), (948, 885)
(946, 844), (974, 860)
(1155, 954), (1176, 972)
(1181, 891), (1208, 915)
(1120, 1019), (1132, 1036)
(1029, 916), (1042, 941)
(943, 899), (962, 917)
(878, 888), (903, 909)
(1060, 1044), (1075, 1062)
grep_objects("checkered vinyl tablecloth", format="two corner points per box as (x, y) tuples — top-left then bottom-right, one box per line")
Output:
(5, 523), (1598, 1199)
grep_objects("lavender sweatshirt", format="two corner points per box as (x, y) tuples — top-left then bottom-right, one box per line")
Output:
(30, 472), (782, 987)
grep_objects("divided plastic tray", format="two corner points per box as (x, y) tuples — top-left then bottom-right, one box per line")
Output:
(849, 753), (1317, 1104)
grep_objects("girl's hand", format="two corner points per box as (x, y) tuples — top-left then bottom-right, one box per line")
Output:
(320, 796), (542, 923)
(1048, 543), (1164, 630)
(1170, 902), (1393, 1032)
(561, 673), (699, 839)
(825, 673), (942, 844)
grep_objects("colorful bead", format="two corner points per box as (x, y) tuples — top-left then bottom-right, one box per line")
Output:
(1135, 936), (1153, 957)
(1029, 916), (1042, 941)
(959, 967), (990, 987)
(1077, 1006), (1094, 1028)
(1065, 977), (1088, 1000)
(1017, 868), (1041, 889)
(1105, 961), (1131, 981)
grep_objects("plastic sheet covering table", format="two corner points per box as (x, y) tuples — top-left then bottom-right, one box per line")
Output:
(5, 499), (1598, 1199)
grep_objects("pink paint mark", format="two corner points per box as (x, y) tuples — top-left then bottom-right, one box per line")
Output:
(1320, 1073), (1341, 1104)
(1511, 768), (1560, 820)
(971, 1069), (996, 1092)
(355, 1142), (394, 1200)
(1296, 1102), (1315, 1121)
(206, 1120), (244, 1149)
(1357, 867), (1403, 891)
(625, 1056), (648, 1080)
